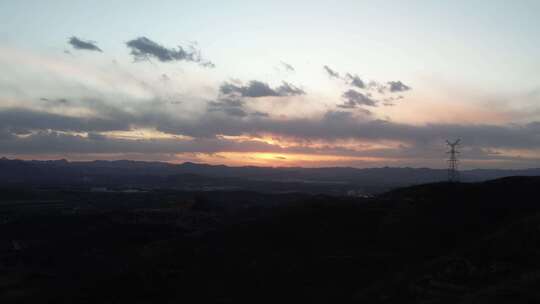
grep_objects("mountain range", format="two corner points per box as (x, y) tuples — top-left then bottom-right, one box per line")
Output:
(2, 157), (540, 194)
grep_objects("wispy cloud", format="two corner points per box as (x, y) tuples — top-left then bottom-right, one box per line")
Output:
(339, 90), (377, 108)
(323, 66), (411, 95)
(68, 36), (102, 52)
(345, 73), (366, 89)
(387, 81), (411, 92)
(280, 61), (295, 72)
(126, 36), (214, 67)
(220, 80), (305, 98)
(323, 65), (340, 78)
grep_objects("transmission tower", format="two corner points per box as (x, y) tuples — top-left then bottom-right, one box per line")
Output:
(446, 139), (460, 182)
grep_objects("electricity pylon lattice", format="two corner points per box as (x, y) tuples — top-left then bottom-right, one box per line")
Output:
(446, 139), (460, 182)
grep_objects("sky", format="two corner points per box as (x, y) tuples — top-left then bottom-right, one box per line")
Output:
(1, 0), (540, 169)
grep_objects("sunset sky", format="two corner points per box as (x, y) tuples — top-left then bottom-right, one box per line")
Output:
(1, 0), (540, 168)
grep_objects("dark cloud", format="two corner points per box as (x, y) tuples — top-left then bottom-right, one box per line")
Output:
(323, 66), (340, 78)
(345, 73), (366, 89)
(208, 98), (247, 117)
(165, 112), (540, 152)
(68, 37), (102, 52)
(0, 129), (15, 140)
(20, 96), (537, 151)
(387, 81), (411, 92)
(87, 132), (107, 141)
(339, 90), (378, 108)
(220, 81), (274, 97)
(207, 98), (271, 118)
(2, 128), (538, 167)
(280, 61), (295, 72)
(0, 130), (286, 155)
(323, 67), (412, 98)
(155, 109), (540, 153)
(7, 95), (539, 153)
(4, 93), (540, 166)
(40, 97), (69, 104)
(0, 108), (129, 133)
(218, 107), (247, 118)
(126, 37), (214, 67)
(276, 82), (305, 96)
(220, 80), (305, 98)
(251, 111), (270, 118)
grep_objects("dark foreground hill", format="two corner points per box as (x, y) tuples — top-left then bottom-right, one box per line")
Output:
(1, 176), (540, 303)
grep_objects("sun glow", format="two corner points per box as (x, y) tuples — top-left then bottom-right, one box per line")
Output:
(194, 152), (394, 167)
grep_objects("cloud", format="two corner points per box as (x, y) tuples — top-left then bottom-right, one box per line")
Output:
(323, 67), (367, 90)
(207, 96), (272, 118)
(208, 98), (248, 117)
(219, 80), (305, 98)
(40, 97), (69, 104)
(9, 96), (538, 151)
(322, 67), (412, 97)
(387, 81), (411, 92)
(0, 130), (286, 155)
(5, 41), (539, 167)
(0, 108), (130, 133)
(68, 37), (102, 52)
(280, 61), (295, 72)
(3, 129), (538, 168)
(345, 73), (366, 89)
(2, 102), (540, 167)
(251, 111), (269, 118)
(2, 106), (540, 165)
(154, 108), (540, 153)
(339, 89), (378, 108)
(3, 80), (539, 167)
(323, 65), (340, 78)
(125, 37), (214, 67)
(276, 82), (305, 96)
(5, 91), (538, 153)
(366, 81), (387, 94)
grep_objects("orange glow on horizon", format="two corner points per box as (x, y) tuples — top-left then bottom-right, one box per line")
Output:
(193, 152), (397, 167)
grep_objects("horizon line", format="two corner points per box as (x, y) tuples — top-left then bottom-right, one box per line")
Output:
(2, 156), (539, 172)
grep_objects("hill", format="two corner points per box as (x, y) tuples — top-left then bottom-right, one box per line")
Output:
(1, 176), (540, 302)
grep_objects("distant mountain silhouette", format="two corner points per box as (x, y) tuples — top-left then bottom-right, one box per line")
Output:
(1, 158), (540, 194)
